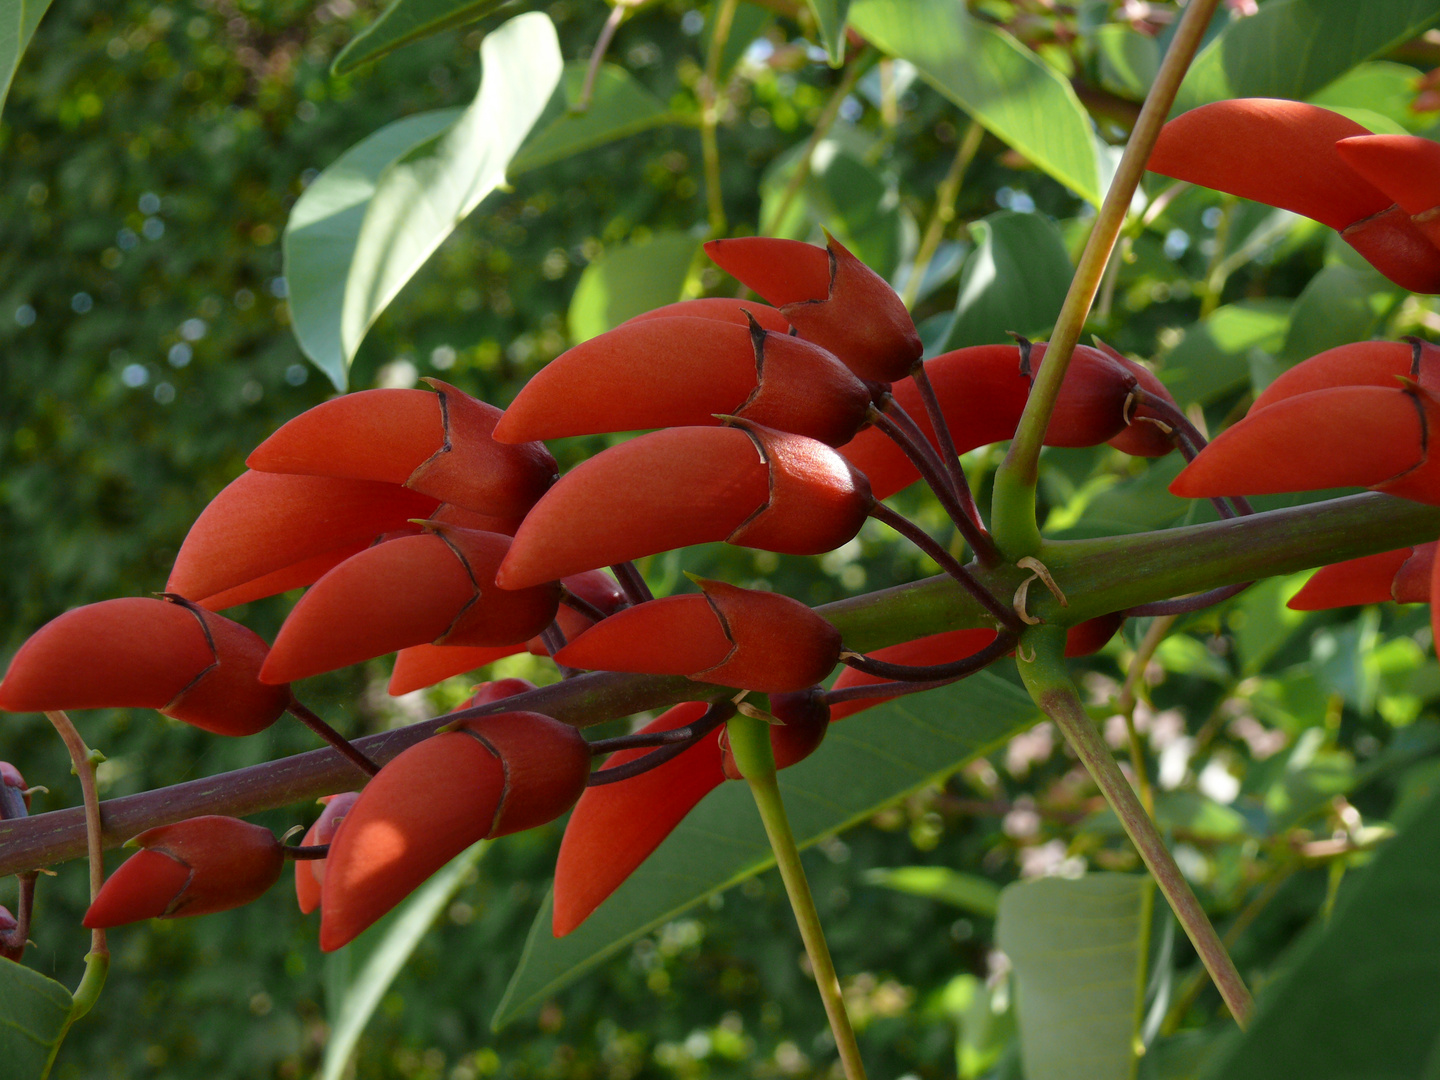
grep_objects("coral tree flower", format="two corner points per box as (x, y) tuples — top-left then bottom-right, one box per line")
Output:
(556, 578), (841, 693)
(319, 710), (589, 950)
(1288, 544), (1434, 611)
(295, 792), (360, 915)
(84, 816), (284, 928)
(1148, 99), (1440, 293)
(0, 595), (291, 736)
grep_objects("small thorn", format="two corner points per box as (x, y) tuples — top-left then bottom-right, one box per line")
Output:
(281, 824), (306, 845)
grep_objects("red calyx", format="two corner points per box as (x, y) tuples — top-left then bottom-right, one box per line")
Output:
(85, 816), (284, 927)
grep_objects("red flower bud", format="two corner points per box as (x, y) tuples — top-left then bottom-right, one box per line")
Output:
(705, 234), (923, 383)
(1, 762), (29, 816)
(1336, 134), (1440, 249)
(556, 578), (841, 693)
(84, 816), (284, 927)
(719, 690), (830, 779)
(261, 525), (561, 684)
(621, 297), (793, 332)
(167, 471), (437, 603)
(387, 643), (527, 696)
(0, 596), (291, 737)
(1251, 340), (1420, 412)
(1289, 543), (1435, 610)
(247, 380), (557, 518)
(295, 792), (360, 915)
(319, 711), (588, 950)
(1090, 340), (1179, 458)
(496, 423), (871, 590)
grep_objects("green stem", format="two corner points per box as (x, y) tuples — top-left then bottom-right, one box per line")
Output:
(44, 711), (108, 962)
(698, 0), (738, 235)
(990, 0), (1223, 556)
(726, 713), (868, 1080)
(1015, 628), (1253, 1028)
(900, 120), (983, 309)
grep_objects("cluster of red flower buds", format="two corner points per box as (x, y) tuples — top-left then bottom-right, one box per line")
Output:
(0, 233), (1195, 949)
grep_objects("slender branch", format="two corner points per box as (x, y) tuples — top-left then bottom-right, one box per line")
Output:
(283, 843), (330, 860)
(990, 0), (1224, 555)
(1114, 614), (1176, 816)
(900, 120), (983, 309)
(610, 562), (653, 605)
(287, 697), (380, 777)
(585, 701), (735, 785)
(726, 712), (868, 1080)
(44, 710), (108, 961)
(577, 0), (631, 110)
(910, 364), (985, 534)
(560, 586), (610, 623)
(1016, 630), (1253, 1028)
(840, 632), (1016, 682)
(819, 674), (966, 707)
(1125, 582), (1252, 617)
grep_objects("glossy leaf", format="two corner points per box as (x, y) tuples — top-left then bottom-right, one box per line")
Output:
(0, 957), (74, 1080)
(996, 874), (1153, 1080)
(940, 211), (1074, 351)
(850, 0), (1100, 205)
(332, 0), (521, 76)
(568, 231), (703, 342)
(1176, 0), (1440, 111)
(492, 670), (1038, 1027)
(285, 13), (561, 389)
(509, 62), (670, 175)
(319, 842), (489, 1080)
(0, 0), (51, 120)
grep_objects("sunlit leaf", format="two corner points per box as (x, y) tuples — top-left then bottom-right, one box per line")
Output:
(568, 231), (703, 342)
(1176, 0), (1440, 111)
(1094, 23), (1160, 100)
(1159, 300), (1290, 406)
(492, 671), (1039, 1028)
(1279, 252), (1401, 364)
(331, 0), (524, 77)
(863, 865), (1002, 917)
(0, 958), (74, 1080)
(0, 0), (53, 119)
(996, 874), (1153, 1080)
(1310, 61), (1430, 132)
(940, 210), (1073, 351)
(850, 0), (1101, 204)
(285, 12), (562, 389)
(508, 62), (670, 176)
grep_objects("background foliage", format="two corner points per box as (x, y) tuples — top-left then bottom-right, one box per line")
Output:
(6, 1), (1440, 1077)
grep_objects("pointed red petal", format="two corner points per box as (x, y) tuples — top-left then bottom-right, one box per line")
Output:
(461, 712), (589, 837)
(320, 731), (503, 950)
(1149, 100), (1389, 230)
(1252, 341), (1414, 412)
(1288, 549), (1413, 610)
(1373, 385), (1440, 505)
(247, 388), (444, 484)
(387, 643), (526, 696)
(622, 297), (793, 332)
(556, 594), (733, 676)
(553, 702), (725, 936)
(737, 330), (871, 447)
(693, 579), (840, 693)
(430, 526), (561, 648)
(84, 848), (191, 928)
(703, 237), (832, 305)
(295, 792), (360, 915)
(164, 607), (291, 737)
(1394, 542), (1436, 603)
(1170, 386), (1421, 498)
(197, 542), (373, 611)
(1340, 206), (1440, 294)
(1335, 135), (1440, 217)
(496, 427), (769, 590)
(167, 471), (438, 601)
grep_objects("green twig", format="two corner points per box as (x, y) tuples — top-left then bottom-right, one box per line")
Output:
(726, 713), (868, 1080)
(900, 119), (983, 308)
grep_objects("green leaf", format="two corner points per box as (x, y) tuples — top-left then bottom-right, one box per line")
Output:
(0, 0), (53, 120)
(803, 0), (852, 66)
(850, 0), (1101, 204)
(940, 210), (1073, 351)
(1279, 255), (1401, 365)
(508, 62), (670, 176)
(331, 0), (522, 77)
(711, 2), (774, 82)
(1176, 0), (1440, 112)
(319, 842), (489, 1080)
(1201, 779), (1440, 1079)
(1310, 61), (1430, 132)
(492, 671), (1039, 1028)
(1093, 23), (1160, 100)
(0, 958), (75, 1080)
(863, 865), (1002, 917)
(285, 12), (562, 389)
(567, 231), (704, 342)
(1159, 300), (1290, 407)
(996, 874), (1153, 1080)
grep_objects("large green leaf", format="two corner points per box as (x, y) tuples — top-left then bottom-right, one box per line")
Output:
(331, 0), (522, 76)
(492, 671), (1039, 1027)
(319, 842), (488, 1080)
(941, 210), (1074, 351)
(803, 0), (853, 65)
(849, 0), (1101, 204)
(1279, 252), (1401, 364)
(1176, 0), (1440, 112)
(285, 12), (562, 390)
(1201, 779), (1440, 1079)
(0, 0), (53, 120)
(1310, 61), (1434, 133)
(863, 865), (1002, 917)
(509, 62), (670, 176)
(0, 958), (75, 1079)
(567, 231), (704, 342)
(996, 874), (1154, 1080)
(1159, 300), (1290, 407)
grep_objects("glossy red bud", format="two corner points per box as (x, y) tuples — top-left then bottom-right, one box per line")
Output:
(197, 542), (373, 612)
(621, 297), (793, 332)
(1090, 341), (1179, 458)
(167, 471), (438, 602)
(554, 702), (725, 937)
(262, 526), (560, 684)
(0, 596), (290, 737)
(84, 816), (283, 927)
(1288, 548), (1414, 610)
(247, 381), (557, 518)
(1065, 613), (1126, 657)
(1251, 340), (1418, 412)
(387, 643), (527, 696)
(320, 711), (587, 950)
(1027, 341), (1140, 447)
(705, 235), (923, 383)
(1336, 135), (1440, 248)
(295, 792), (360, 915)
(556, 578), (841, 693)
(457, 677), (537, 709)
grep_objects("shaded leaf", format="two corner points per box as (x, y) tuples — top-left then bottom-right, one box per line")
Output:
(509, 62), (670, 176)
(285, 12), (562, 389)
(1310, 61), (1430, 133)
(1176, 0), (1440, 111)
(1158, 300), (1289, 407)
(1279, 252), (1401, 364)
(850, 0), (1101, 204)
(332, 0), (523, 77)
(568, 231), (703, 342)
(997, 874), (1153, 1080)
(941, 210), (1073, 351)
(320, 842), (489, 1080)
(863, 865), (1002, 917)
(492, 671), (1039, 1027)
(1094, 23), (1160, 100)
(803, 0), (852, 66)
(0, 958), (75, 1080)
(711, 1), (774, 82)
(0, 0), (53, 119)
